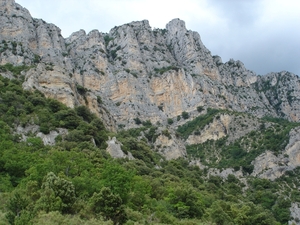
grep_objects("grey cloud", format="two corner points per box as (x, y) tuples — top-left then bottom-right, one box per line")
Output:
(196, 0), (300, 76)
(207, 0), (263, 27)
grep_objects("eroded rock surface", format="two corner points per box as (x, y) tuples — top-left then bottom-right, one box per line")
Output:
(1, 0), (300, 160)
(252, 126), (300, 180)
(106, 137), (134, 159)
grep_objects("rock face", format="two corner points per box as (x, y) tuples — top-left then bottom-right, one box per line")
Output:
(255, 71), (300, 121)
(186, 114), (231, 145)
(1, 0), (300, 161)
(2, 0), (300, 128)
(15, 125), (68, 145)
(186, 113), (261, 145)
(0, 0), (66, 64)
(289, 203), (300, 225)
(252, 127), (300, 180)
(155, 132), (186, 160)
(106, 137), (134, 159)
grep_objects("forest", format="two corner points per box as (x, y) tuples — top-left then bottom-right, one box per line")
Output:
(0, 72), (299, 225)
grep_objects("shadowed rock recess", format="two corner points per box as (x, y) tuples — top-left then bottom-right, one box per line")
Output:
(1, 0), (300, 177)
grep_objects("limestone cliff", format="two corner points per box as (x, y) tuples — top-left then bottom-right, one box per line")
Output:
(1, 0), (299, 130)
(1, 0), (300, 162)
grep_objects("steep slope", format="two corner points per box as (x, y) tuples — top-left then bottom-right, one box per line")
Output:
(2, 1), (300, 224)
(1, 0), (300, 161)
(255, 71), (300, 121)
(1, 0), (300, 134)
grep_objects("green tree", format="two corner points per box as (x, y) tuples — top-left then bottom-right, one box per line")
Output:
(0, 173), (13, 192)
(90, 187), (127, 225)
(6, 191), (29, 225)
(166, 185), (204, 219)
(90, 118), (108, 148)
(167, 118), (173, 125)
(75, 105), (95, 123)
(181, 111), (189, 119)
(55, 109), (81, 129)
(48, 98), (66, 113)
(128, 176), (151, 210)
(272, 197), (291, 224)
(133, 117), (142, 125)
(197, 106), (204, 112)
(209, 201), (232, 225)
(36, 172), (76, 213)
(35, 187), (63, 213)
(100, 162), (134, 203)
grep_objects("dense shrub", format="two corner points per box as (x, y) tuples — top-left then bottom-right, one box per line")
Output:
(0, 74), (295, 224)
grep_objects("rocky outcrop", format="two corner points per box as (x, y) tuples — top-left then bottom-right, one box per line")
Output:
(186, 114), (231, 145)
(106, 137), (134, 159)
(155, 131), (186, 160)
(252, 126), (300, 180)
(208, 168), (244, 179)
(15, 124), (68, 145)
(289, 203), (300, 225)
(251, 151), (288, 180)
(0, 0), (66, 64)
(255, 71), (300, 122)
(186, 113), (262, 145)
(36, 128), (68, 145)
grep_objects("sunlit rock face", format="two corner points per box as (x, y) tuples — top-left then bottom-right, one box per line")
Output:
(2, 0), (300, 160)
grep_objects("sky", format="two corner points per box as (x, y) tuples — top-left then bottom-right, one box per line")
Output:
(16, 0), (300, 76)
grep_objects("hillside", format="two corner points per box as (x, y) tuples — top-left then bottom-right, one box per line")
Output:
(1, 0), (300, 224)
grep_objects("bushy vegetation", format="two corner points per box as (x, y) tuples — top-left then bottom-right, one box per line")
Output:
(0, 74), (298, 224)
(0, 63), (32, 77)
(154, 66), (180, 75)
(186, 114), (299, 173)
(177, 108), (221, 139)
(104, 35), (114, 47)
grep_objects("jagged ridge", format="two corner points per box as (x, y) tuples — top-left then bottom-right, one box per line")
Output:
(1, 0), (300, 131)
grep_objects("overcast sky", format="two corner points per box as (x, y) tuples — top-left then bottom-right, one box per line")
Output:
(16, 0), (300, 76)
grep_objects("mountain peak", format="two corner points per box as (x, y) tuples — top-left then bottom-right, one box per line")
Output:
(0, 0), (29, 17)
(166, 18), (187, 34)
(1, 0), (300, 159)
(127, 19), (151, 29)
(0, 0), (15, 7)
